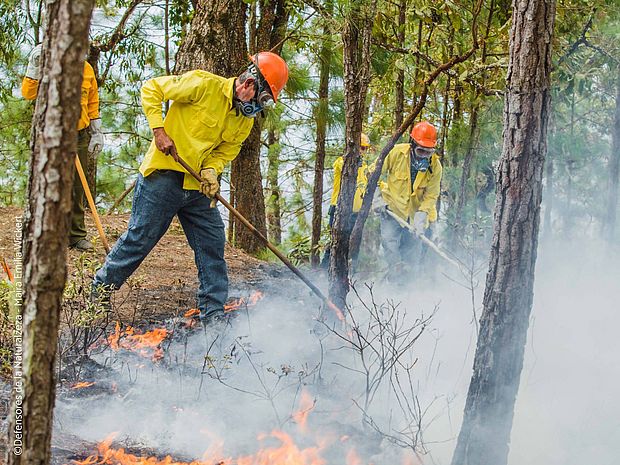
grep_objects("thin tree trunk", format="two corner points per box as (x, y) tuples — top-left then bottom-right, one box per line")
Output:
(454, 0), (495, 234)
(394, 0), (407, 130)
(6, 2), (95, 464)
(451, 1), (556, 464)
(266, 129), (282, 244)
(544, 114), (556, 240)
(454, 103), (480, 231)
(605, 64), (620, 241)
(310, 2), (333, 267)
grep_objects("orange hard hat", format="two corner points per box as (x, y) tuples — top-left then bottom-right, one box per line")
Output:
(251, 52), (289, 102)
(410, 121), (437, 148)
(361, 133), (371, 148)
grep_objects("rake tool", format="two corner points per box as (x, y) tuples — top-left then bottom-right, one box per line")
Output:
(174, 154), (344, 321)
(383, 207), (461, 270)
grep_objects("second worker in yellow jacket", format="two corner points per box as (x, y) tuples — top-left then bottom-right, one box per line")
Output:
(22, 44), (104, 251)
(321, 133), (371, 268)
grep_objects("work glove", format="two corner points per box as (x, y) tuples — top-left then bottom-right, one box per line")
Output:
(88, 118), (104, 158)
(200, 168), (219, 207)
(412, 211), (428, 234)
(26, 44), (42, 80)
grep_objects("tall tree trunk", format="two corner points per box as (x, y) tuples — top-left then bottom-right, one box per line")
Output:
(394, 0), (407, 130)
(310, 1), (333, 267)
(232, 0), (288, 254)
(7, 2), (95, 464)
(605, 64), (620, 241)
(175, 0), (249, 246)
(175, 0), (284, 254)
(328, 0), (377, 308)
(266, 129), (282, 244)
(451, 1), (556, 465)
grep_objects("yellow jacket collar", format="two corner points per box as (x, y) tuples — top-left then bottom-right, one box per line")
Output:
(223, 77), (236, 107)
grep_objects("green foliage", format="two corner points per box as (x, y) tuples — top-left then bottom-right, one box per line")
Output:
(0, 280), (14, 378)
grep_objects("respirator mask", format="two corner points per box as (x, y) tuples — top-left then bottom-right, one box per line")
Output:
(410, 141), (434, 172)
(234, 61), (275, 118)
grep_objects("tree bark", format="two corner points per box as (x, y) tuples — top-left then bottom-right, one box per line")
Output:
(605, 64), (620, 241)
(328, 0), (377, 308)
(394, 0), (407, 130)
(229, 0), (288, 254)
(6, 2), (95, 464)
(310, 1), (333, 267)
(451, 1), (556, 465)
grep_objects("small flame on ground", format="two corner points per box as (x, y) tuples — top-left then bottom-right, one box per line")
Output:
(71, 381), (95, 390)
(224, 290), (264, 313)
(292, 390), (316, 433)
(107, 322), (168, 361)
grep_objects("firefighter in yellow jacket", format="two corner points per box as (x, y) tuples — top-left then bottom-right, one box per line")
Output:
(92, 52), (289, 324)
(321, 133), (371, 268)
(22, 44), (104, 250)
(377, 121), (442, 278)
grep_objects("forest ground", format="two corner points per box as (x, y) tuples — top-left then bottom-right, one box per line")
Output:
(0, 206), (285, 322)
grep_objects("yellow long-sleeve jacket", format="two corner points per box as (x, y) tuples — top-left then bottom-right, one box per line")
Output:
(140, 70), (254, 190)
(379, 143), (442, 223)
(330, 156), (368, 213)
(21, 61), (99, 130)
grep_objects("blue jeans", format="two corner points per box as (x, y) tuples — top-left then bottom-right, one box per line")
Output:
(93, 170), (227, 317)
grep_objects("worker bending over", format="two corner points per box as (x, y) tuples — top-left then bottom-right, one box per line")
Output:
(22, 44), (104, 251)
(92, 52), (289, 324)
(377, 121), (442, 281)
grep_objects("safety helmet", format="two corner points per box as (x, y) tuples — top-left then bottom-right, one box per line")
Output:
(361, 133), (371, 148)
(410, 121), (437, 148)
(250, 52), (289, 102)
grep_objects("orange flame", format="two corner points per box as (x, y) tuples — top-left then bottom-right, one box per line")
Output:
(71, 381), (95, 390)
(224, 291), (264, 313)
(346, 448), (362, 465)
(107, 322), (168, 361)
(184, 308), (201, 318)
(292, 390), (316, 433)
(72, 430), (325, 465)
(237, 431), (325, 465)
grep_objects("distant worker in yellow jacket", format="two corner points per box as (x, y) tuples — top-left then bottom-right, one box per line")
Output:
(321, 133), (371, 268)
(22, 44), (104, 251)
(92, 52), (289, 324)
(377, 121), (442, 279)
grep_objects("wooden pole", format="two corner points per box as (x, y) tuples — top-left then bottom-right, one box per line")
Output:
(75, 155), (110, 253)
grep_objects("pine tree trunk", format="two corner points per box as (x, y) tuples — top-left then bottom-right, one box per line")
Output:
(6, 2), (95, 464)
(328, 0), (376, 308)
(394, 0), (406, 130)
(605, 64), (620, 241)
(174, 0), (275, 254)
(310, 4), (333, 267)
(450, 1), (556, 465)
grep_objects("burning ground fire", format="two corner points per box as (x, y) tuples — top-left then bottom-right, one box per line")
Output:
(68, 392), (396, 465)
(102, 292), (264, 359)
(107, 322), (168, 361)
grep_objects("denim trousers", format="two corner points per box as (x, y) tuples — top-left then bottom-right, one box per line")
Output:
(380, 209), (425, 280)
(93, 170), (227, 317)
